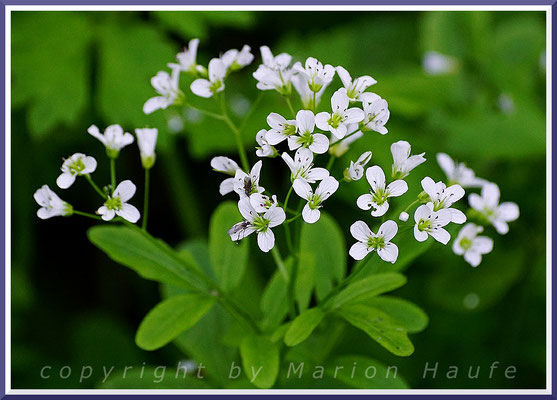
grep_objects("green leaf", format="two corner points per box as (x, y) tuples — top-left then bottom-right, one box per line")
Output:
(99, 366), (211, 389)
(135, 293), (215, 351)
(260, 258), (292, 329)
(329, 273), (407, 310)
(325, 355), (409, 389)
(240, 335), (280, 389)
(88, 225), (207, 291)
(295, 252), (315, 312)
(284, 308), (325, 347)
(299, 212), (346, 301)
(208, 201), (249, 292)
(366, 296), (428, 334)
(338, 304), (414, 357)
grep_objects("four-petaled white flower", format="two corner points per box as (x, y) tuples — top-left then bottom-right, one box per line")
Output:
(249, 193), (278, 213)
(252, 46), (293, 95)
(287, 110), (329, 154)
(135, 128), (158, 169)
(293, 176), (339, 224)
(97, 180), (140, 223)
(453, 223), (494, 267)
(413, 204), (452, 244)
(34, 185), (72, 219)
(391, 140), (426, 179)
(344, 151), (372, 182)
(349, 220), (399, 263)
(168, 38), (200, 74)
(293, 57), (335, 93)
(56, 153), (97, 189)
(282, 147), (329, 183)
(421, 177), (466, 224)
(468, 182), (519, 234)
(436, 153), (487, 188)
(88, 124), (134, 158)
(357, 166), (408, 217)
(233, 160), (265, 198)
(360, 93), (390, 134)
(255, 129), (276, 158)
(265, 112), (297, 145)
(221, 45), (254, 72)
(315, 90), (365, 139)
(336, 66), (377, 101)
(143, 68), (182, 115)
(191, 58), (226, 98)
(228, 197), (286, 252)
(211, 156), (240, 196)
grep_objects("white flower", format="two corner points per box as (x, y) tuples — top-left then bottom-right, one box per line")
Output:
(399, 212), (409, 222)
(293, 177), (339, 224)
(292, 73), (327, 110)
(135, 128), (158, 169)
(329, 126), (362, 157)
(287, 110), (330, 154)
(190, 58), (226, 98)
(255, 129), (276, 158)
(315, 90), (365, 139)
(422, 51), (457, 75)
(143, 68), (182, 115)
(453, 223), (494, 267)
(336, 66), (376, 101)
(88, 124), (134, 158)
(228, 197), (286, 252)
(413, 204), (452, 244)
(233, 160), (265, 199)
(97, 180), (140, 223)
(56, 153), (97, 189)
(360, 94), (390, 134)
(249, 193), (278, 213)
(421, 177), (466, 224)
(34, 185), (72, 219)
(168, 38), (200, 74)
(265, 112), (296, 145)
(349, 220), (399, 263)
(468, 183), (519, 235)
(391, 141), (426, 179)
(357, 166), (408, 217)
(211, 156), (240, 196)
(281, 147), (329, 183)
(221, 45), (254, 72)
(436, 153), (487, 188)
(252, 46), (293, 95)
(344, 151), (372, 181)
(293, 57), (335, 93)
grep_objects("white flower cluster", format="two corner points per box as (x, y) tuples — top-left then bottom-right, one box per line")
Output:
(34, 125), (159, 224)
(144, 38), (255, 114)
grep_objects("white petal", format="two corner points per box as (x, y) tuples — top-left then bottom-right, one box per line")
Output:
(250, 193), (270, 213)
(378, 220), (398, 242)
(443, 184), (465, 205)
(414, 225), (429, 242)
(468, 193), (484, 212)
(498, 202), (519, 222)
(238, 197), (257, 222)
(99, 207), (116, 221)
(250, 161), (263, 185)
(265, 206), (286, 227)
(117, 203), (140, 223)
(472, 236), (494, 254)
(266, 129), (287, 145)
(450, 208), (467, 224)
(371, 201), (389, 217)
(481, 183), (501, 208)
(377, 242), (398, 263)
(293, 179), (312, 200)
(219, 178), (235, 196)
(82, 156), (98, 174)
(356, 194), (373, 210)
(314, 112), (331, 131)
(287, 136), (302, 151)
(211, 156), (239, 175)
(309, 133), (329, 154)
(296, 110), (315, 134)
(390, 141), (410, 167)
(302, 204), (321, 224)
(429, 227), (451, 244)
(366, 166), (385, 191)
(208, 58), (226, 81)
(257, 229), (275, 253)
(386, 180), (408, 197)
(343, 108), (365, 124)
(436, 152), (455, 178)
(295, 147), (313, 166)
(306, 167), (329, 181)
(493, 220), (509, 235)
(267, 112), (287, 130)
(143, 96), (169, 114)
(349, 242), (371, 261)
(414, 204), (433, 223)
(420, 177), (438, 200)
(464, 251), (482, 267)
(336, 65), (352, 88)
(190, 79), (213, 98)
(228, 223), (255, 242)
(330, 124), (347, 139)
(281, 152), (295, 172)
(315, 176), (339, 200)
(331, 89), (349, 112)
(113, 180), (136, 202)
(433, 208), (453, 227)
(350, 220), (372, 242)
(56, 172), (76, 189)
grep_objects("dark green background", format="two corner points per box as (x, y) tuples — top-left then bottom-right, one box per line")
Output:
(11, 10), (546, 389)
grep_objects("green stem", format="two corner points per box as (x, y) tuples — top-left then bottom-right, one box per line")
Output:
(109, 158), (116, 193)
(219, 94), (250, 172)
(84, 174), (107, 199)
(285, 214), (302, 224)
(72, 210), (103, 221)
(271, 247), (296, 320)
(326, 155), (336, 170)
(217, 296), (260, 334)
(312, 91), (317, 112)
(238, 91), (264, 134)
(284, 96), (296, 118)
(271, 246), (289, 282)
(282, 186), (294, 252)
(402, 198), (421, 214)
(142, 168), (150, 231)
(341, 129), (362, 143)
(184, 102), (224, 120)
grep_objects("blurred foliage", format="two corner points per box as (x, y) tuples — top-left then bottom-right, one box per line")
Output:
(11, 10), (546, 390)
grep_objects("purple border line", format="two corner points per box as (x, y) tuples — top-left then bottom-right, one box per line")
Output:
(1, 1), (554, 399)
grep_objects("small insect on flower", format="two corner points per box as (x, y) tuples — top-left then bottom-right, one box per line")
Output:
(357, 166), (408, 217)
(453, 223), (494, 267)
(421, 177), (466, 224)
(315, 89), (365, 139)
(233, 160), (265, 199)
(56, 153), (97, 189)
(468, 182), (519, 235)
(227, 219), (254, 244)
(34, 185), (73, 219)
(191, 58), (227, 98)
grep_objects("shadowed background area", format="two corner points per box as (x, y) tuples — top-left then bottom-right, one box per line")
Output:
(11, 10), (546, 389)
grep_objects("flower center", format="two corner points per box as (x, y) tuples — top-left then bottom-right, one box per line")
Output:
(210, 79), (223, 93)
(253, 216), (270, 232)
(328, 112), (344, 129)
(372, 189), (388, 205)
(308, 194), (322, 210)
(367, 235), (385, 249)
(298, 132), (315, 148)
(69, 158), (86, 175)
(459, 237), (472, 250)
(105, 196), (122, 211)
(284, 124), (297, 136)
(418, 219), (431, 232)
